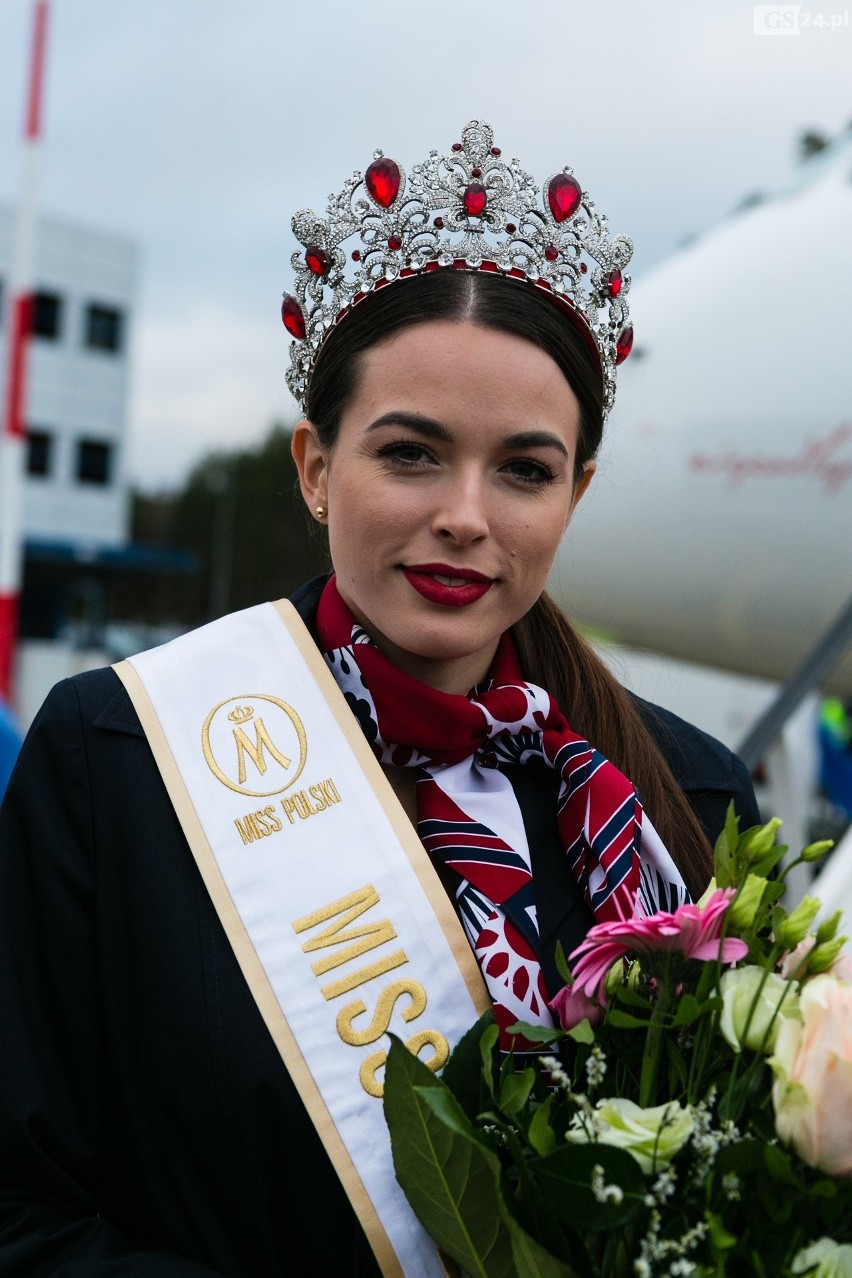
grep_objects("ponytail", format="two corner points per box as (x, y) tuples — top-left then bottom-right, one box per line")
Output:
(512, 593), (713, 900)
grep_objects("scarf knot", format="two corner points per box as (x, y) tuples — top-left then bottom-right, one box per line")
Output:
(317, 577), (689, 1048)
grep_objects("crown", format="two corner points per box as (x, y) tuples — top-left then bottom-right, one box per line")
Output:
(228, 705), (255, 724)
(282, 119), (634, 418)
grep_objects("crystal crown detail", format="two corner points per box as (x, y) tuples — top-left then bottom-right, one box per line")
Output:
(282, 120), (634, 416)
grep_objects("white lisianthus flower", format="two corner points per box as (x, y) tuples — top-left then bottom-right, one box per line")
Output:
(719, 966), (798, 1054)
(566, 1098), (693, 1174)
(791, 1237), (852, 1277)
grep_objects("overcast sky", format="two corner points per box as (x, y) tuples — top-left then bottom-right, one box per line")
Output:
(0, 0), (849, 489)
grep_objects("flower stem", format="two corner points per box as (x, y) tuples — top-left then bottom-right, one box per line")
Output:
(639, 977), (671, 1108)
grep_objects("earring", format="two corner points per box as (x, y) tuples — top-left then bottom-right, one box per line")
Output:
(315, 504), (326, 519)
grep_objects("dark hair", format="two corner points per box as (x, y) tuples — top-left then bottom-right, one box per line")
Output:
(307, 268), (712, 897)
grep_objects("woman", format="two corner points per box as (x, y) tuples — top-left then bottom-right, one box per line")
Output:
(0, 121), (758, 1277)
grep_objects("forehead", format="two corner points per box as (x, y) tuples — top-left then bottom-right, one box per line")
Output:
(346, 320), (581, 436)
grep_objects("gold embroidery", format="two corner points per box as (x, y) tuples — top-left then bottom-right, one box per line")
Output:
(358, 1029), (451, 1099)
(319, 950), (409, 1001)
(201, 694), (307, 798)
(234, 804), (284, 845)
(295, 883), (451, 1097)
(294, 885), (397, 972)
(336, 979), (428, 1047)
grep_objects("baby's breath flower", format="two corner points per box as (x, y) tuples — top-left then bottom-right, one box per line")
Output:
(590, 1163), (624, 1205)
(538, 1054), (571, 1089)
(651, 1166), (677, 1201)
(721, 1171), (741, 1201)
(585, 1045), (607, 1092)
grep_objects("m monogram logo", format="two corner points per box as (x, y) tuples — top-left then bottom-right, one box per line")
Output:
(201, 695), (307, 797)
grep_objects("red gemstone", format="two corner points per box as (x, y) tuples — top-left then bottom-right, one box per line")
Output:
(451, 142), (462, 152)
(544, 244), (559, 262)
(281, 294), (306, 340)
(462, 182), (487, 217)
(505, 222), (516, 234)
(547, 172), (582, 223)
(433, 216), (444, 229)
(351, 250), (361, 261)
(365, 157), (401, 208)
(305, 245), (330, 276)
(491, 146), (501, 156)
(616, 324), (634, 364)
(607, 269), (623, 297)
(580, 262), (588, 274)
(471, 166), (482, 178)
(387, 233), (402, 251)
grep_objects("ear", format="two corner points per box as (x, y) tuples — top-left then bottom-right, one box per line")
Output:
(564, 460), (596, 531)
(291, 420), (329, 517)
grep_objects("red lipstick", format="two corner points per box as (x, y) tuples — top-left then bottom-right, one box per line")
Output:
(401, 563), (494, 608)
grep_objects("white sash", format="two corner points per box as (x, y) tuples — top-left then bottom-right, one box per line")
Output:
(114, 600), (488, 1278)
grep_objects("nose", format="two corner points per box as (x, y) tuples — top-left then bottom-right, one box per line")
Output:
(431, 469), (489, 545)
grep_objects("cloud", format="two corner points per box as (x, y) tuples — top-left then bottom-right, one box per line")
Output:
(128, 299), (297, 489)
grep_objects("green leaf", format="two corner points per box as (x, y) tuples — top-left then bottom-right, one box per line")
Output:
(504, 1209), (581, 1278)
(554, 940), (573, 986)
(707, 1212), (737, 1251)
(613, 983), (652, 1011)
(383, 1037), (514, 1278)
(671, 993), (707, 1026)
(530, 1143), (646, 1231)
(527, 1096), (557, 1157)
(607, 1008), (650, 1029)
(506, 1021), (566, 1045)
(568, 1019), (595, 1045)
(480, 1023), (500, 1099)
(443, 1011), (496, 1121)
(714, 803), (740, 887)
(762, 1144), (801, 1188)
(500, 1067), (536, 1116)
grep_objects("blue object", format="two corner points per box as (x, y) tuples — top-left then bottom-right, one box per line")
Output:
(0, 699), (22, 802)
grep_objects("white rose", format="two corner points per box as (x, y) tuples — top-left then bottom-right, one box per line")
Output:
(791, 1237), (852, 1277)
(566, 1098), (693, 1174)
(719, 966), (798, 1054)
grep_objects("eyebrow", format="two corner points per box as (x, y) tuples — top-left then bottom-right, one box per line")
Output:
(365, 412), (570, 459)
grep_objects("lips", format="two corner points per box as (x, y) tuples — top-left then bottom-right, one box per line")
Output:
(401, 563), (494, 608)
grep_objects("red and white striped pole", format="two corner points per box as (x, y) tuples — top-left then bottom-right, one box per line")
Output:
(0, 1), (50, 699)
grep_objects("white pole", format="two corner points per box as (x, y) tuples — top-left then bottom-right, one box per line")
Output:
(0, 0), (50, 700)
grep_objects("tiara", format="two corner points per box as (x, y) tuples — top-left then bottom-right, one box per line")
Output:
(282, 119), (634, 417)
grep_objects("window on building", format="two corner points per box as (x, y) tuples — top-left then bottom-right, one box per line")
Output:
(26, 429), (53, 478)
(85, 303), (123, 353)
(76, 439), (112, 486)
(32, 291), (63, 340)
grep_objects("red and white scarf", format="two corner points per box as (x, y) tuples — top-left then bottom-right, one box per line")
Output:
(317, 577), (688, 1046)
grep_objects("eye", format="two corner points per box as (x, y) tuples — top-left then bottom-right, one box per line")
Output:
(377, 439), (437, 469)
(502, 457), (557, 486)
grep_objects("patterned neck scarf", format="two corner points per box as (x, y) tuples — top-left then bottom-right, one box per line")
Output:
(317, 577), (688, 1046)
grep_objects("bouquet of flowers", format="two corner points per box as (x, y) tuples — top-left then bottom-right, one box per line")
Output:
(383, 810), (852, 1278)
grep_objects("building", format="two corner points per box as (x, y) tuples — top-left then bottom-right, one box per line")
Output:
(0, 206), (192, 725)
(0, 204), (136, 551)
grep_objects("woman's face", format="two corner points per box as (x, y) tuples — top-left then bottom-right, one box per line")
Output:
(293, 319), (594, 694)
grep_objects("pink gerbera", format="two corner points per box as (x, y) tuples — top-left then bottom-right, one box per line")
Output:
(558, 888), (748, 1018)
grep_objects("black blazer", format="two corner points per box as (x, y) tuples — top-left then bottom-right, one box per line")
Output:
(0, 580), (759, 1276)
